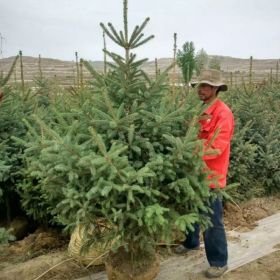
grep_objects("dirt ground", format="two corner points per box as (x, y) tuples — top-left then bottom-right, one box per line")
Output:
(184, 250), (280, 280)
(1, 196), (280, 280)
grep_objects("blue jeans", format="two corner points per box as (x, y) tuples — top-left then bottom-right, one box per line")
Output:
(183, 198), (228, 267)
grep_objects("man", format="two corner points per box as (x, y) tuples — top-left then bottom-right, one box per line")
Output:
(175, 69), (234, 278)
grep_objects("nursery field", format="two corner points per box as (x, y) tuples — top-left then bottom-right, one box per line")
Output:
(1, 1), (280, 279)
(0, 65), (279, 279)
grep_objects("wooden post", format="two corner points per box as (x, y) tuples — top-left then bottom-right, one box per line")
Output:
(19, 50), (25, 93)
(155, 58), (158, 78)
(249, 56), (253, 91)
(79, 58), (84, 88)
(75, 51), (80, 88)
(38, 54), (43, 79)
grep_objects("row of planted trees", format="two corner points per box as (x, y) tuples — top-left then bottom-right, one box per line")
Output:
(226, 81), (280, 199)
(0, 0), (279, 279)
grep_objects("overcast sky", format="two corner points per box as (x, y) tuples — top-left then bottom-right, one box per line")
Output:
(0, 0), (279, 61)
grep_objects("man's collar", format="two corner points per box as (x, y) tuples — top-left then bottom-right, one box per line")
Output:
(204, 98), (220, 115)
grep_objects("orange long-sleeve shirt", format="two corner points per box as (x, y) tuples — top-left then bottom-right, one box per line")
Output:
(198, 99), (234, 188)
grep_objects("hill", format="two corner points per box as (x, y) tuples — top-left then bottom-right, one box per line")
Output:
(0, 55), (279, 86)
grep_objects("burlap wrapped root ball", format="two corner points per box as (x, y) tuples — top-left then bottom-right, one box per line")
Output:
(68, 223), (113, 266)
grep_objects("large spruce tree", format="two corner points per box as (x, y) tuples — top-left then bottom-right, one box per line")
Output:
(19, 0), (216, 258)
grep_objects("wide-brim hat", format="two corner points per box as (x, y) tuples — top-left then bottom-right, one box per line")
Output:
(191, 69), (228, 92)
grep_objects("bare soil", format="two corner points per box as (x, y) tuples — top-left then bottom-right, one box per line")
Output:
(224, 196), (280, 231)
(0, 227), (101, 280)
(1, 196), (280, 280)
(106, 247), (159, 279)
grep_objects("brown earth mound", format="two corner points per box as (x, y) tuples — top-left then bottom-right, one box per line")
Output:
(224, 196), (280, 231)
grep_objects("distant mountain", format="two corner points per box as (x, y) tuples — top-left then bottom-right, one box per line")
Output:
(0, 55), (279, 85)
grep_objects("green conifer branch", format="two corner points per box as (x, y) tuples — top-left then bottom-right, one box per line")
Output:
(92, 108), (113, 122)
(130, 33), (144, 48)
(106, 51), (125, 61)
(117, 113), (139, 127)
(128, 53), (137, 64)
(29, 119), (83, 158)
(108, 23), (126, 45)
(82, 60), (105, 86)
(131, 58), (149, 69)
(128, 25), (139, 45)
(116, 103), (125, 119)
(104, 51), (126, 70)
(132, 35), (155, 49)
(149, 63), (174, 92)
(129, 18), (150, 46)
(22, 118), (40, 139)
(100, 23), (123, 47)
(106, 62), (118, 70)
(102, 90), (117, 120)
(119, 31), (126, 47)
(139, 70), (152, 85)
(32, 114), (63, 142)
(103, 31), (107, 74)
(128, 124), (135, 145)
(104, 50), (125, 63)
(136, 17), (151, 36)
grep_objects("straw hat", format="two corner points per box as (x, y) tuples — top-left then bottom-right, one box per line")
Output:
(191, 69), (228, 92)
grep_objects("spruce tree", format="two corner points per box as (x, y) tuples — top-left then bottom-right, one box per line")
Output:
(19, 0), (216, 269)
(224, 84), (280, 198)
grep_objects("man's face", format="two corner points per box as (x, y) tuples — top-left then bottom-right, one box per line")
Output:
(197, 83), (218, 103)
